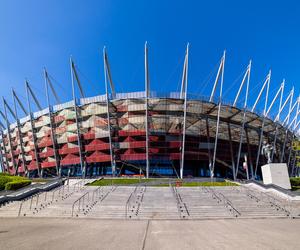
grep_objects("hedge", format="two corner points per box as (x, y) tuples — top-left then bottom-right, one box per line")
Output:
(88, 178), (158, 186)
(4, 180), (32, 191)
(0, 172), (11, 176)
(0, 176), (11, 190)
(0, 174), (30, 191)
(290, 177), (300, 187)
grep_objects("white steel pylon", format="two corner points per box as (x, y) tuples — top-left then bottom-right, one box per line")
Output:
(44, 69), (61, 105)
(233, 60), (251, 108)
(209, 52), (225, 103)
(234, 60), (251, 180)
(103, 47), (116, 177)
(145, 41), (150, 178)
(180, 43), (189, 179)
(253, 71), (271, 178)
(44, 69), (60, 176)
(25, 80), (42, 177)
(70, 57), (85, 176)
(211, 51), (226, 179)
(280, 87), (294, 162)
(103, 48), (116, 99)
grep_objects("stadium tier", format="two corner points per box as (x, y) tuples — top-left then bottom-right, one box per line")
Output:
(0, 46), (299, 179)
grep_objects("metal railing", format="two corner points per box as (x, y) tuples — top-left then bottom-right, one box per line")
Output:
(91, 186), (102, 202)
(217, 192), (241, 217)
(17, 179), (84, 216)
(205, 186), (240, 217)
(71, 191), (90, 217)
(241, 185), (291, 217)
(125, 185), (138, 219)
(125, 185), (146, 219)
(73, 179), (86, 192)
(171, 184), (189, 219)
(18, 193), (40, 216)
(51, 185), (65, 202)
(18, 200), (24, 217)
(71, 185), (115, 217)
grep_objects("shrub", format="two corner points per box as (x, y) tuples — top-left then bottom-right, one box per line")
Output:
(0, 172), (12, 176)
(290, 177), (300, 187)
(4, 180), (31, 191)
(0, 174), (30, 191)
(0, 176), (11, 190)
(8, 176), (25, 182)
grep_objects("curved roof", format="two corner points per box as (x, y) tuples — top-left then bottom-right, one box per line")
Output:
(2, 91), (295, 143)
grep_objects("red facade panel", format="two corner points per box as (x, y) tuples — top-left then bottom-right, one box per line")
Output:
(41, 161), (56, 168)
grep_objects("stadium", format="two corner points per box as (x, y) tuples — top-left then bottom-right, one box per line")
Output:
(0, 45), (299, 180)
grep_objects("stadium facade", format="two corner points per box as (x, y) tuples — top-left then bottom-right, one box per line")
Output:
(0, 44), (299, 179)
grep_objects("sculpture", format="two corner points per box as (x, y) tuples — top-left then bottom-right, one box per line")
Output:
(261, 140), (273, 164)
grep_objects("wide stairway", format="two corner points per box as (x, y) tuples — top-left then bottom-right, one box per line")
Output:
(84, 186), (135, 219)
(0, 181), (297, 219)
(0, 200), (23, 217)
(132, 187), (180, 220)
(176, 187), (234, 219)
(19, 179), (95, 218)
(216, 186), (289, 218)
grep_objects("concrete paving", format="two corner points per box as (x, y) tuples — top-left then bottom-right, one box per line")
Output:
(0, 217), (299, 250)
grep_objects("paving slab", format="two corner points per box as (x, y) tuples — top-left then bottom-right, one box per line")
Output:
(0, 217), (147, 250)
(145, 219), (300, 250)
(0, 218), (300, 250)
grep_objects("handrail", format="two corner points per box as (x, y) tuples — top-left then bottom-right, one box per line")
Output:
(52, 185), (64, 201)
(242, 185), (290, 215)
(71, 191), (90, 217)
(207, 187), (222, 203)
(183, 202), (190, 216)
(171, 185), (189, 218)
(30, 195), (34, 210)
(18, 200), (24, 217)
(217, 192), (241, 217)
(125, 185), (139, 219)
(85, 185), (117, 216)
(71, 185), (114, 217)
(135, 185), (146, 217)
(92, 186), (102, 202)
(73, 180), (84, 192)
(206, 187), (240, 217)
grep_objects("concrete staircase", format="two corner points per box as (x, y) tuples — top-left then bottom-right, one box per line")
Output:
(0, 181), (297, 219)
(84, 186), (134, 219)
(20, 179), (95, 218)
(217, 187), (290, 218)
(176, 187), (234, 219)
(133, 187), (180, 220)
(0, 200), (22, 217)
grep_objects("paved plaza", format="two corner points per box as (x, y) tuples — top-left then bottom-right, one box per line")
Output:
(0, 217), (299, 250)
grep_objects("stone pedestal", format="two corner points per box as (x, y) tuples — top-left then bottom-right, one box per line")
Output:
(261, 163), (291, 189)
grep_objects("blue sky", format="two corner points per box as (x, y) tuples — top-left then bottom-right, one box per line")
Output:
(0, 0), (299, 120)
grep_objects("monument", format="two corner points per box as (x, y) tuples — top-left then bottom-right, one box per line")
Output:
(260, 141), (291, 189)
